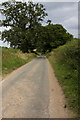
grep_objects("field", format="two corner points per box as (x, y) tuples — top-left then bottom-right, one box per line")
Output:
(47, 38), (79, 116)
(2, 47), (36, 78)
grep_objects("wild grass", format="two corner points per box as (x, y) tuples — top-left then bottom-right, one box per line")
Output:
(48, 38), (79, 116)
(2, 47), (36, 78)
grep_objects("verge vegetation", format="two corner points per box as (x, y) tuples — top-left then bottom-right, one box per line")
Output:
(47, 38), (79, 116)
(2, 47), (36, 78)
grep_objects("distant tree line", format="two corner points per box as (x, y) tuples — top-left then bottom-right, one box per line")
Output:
(0, 1), (73, 53)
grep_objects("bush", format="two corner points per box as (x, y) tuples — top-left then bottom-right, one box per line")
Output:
(48, 38), (79, 115)
(54, 39), (79, 70)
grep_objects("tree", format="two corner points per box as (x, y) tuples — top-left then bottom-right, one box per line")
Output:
(0, 1), (73, 53)
(1, 1), (48, 52)
(35, 24), (73, 53)
(47, 19), (51, 25)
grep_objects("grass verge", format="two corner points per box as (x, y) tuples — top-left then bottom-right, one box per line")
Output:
(47, 39), (79, 116)
(2, 47), (36, 78)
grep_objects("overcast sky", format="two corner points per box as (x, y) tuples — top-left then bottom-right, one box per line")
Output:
(0, 0), (78, 47)
(43, 2), (78, 37)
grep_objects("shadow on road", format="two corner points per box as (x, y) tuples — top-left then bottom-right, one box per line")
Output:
(37, 56), (46, 59)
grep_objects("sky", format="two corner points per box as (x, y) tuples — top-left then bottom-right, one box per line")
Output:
(0, 0), (78, 47)
(42, 2), (78, 37)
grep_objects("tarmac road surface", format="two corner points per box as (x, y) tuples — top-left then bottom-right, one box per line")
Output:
(2, 57), (73, 118)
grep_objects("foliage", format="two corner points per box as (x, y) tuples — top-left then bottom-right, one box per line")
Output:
(48, 38), (79, 115)
(1, 1), (47, 28)
(1, 1), (47, 52)
(1, 1), (73, 53)
(36, 24), (73, 53)
(53, 38), (79, 70)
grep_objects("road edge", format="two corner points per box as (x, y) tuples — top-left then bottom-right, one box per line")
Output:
(47, 59), (75, 118)
(1, 58), (36, 82)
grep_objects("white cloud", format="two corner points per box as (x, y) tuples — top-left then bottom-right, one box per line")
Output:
(0, 0), (79, 3)
(43, 2), (78, 37)
(0, 40), (10, 47)
(0, 26), (11, 32)
(64, 17), (78, 29)
(0, 27), (10, 47)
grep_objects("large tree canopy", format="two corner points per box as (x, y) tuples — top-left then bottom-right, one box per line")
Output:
(1, 1), (47, 29)
(0, 1), (73, 53)
(1, 1), (48, 52)
(35, 24), (73, 53)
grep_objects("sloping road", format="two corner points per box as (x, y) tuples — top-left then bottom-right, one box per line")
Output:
(2, 57), (73, 118)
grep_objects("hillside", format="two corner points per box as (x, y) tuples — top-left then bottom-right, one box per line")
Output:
(2, 47), (36, 78)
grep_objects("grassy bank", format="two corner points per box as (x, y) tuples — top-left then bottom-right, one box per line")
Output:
(2, 47), (36, 78)
(47, 39), (79, 116)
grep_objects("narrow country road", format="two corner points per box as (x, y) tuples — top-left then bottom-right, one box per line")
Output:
(2, 57), (73, 118)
